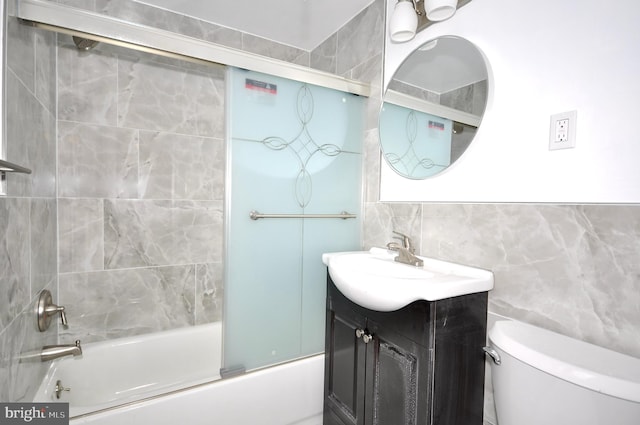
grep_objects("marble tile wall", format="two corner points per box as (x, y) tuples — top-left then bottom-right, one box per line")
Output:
(0, 17), (58, 401)
(56, 40), (226, 343)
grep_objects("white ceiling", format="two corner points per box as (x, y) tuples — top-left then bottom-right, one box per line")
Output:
(136, 0), (374, 51)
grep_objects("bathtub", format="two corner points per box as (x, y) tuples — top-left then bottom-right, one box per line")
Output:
(33, 323), (324, 424)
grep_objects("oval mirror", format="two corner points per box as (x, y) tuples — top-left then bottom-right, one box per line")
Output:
(379, 36), (489, 179)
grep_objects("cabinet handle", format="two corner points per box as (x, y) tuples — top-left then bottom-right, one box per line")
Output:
(355, 329), (373, 344)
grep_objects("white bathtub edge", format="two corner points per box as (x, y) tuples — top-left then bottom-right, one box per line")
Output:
(70, 354), (325, 425)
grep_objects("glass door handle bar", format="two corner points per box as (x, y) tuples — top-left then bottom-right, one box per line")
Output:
(0, 159), (32, 174)
(249, 210), (356, 220)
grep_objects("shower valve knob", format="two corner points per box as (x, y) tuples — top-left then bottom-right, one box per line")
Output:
(37, 290), (69, 332)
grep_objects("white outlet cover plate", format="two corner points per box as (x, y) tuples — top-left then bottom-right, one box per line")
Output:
(549, 110), (577, 150)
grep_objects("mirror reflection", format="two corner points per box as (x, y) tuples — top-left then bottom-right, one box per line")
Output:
(379, 36), (489, 179)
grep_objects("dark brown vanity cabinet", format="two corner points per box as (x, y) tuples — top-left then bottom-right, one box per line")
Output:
(323, 277), (488, 425)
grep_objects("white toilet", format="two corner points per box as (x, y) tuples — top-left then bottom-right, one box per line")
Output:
(485, 320), (640, 425)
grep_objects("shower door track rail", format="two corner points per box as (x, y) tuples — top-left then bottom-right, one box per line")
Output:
(14, 0), (371, 97)
(249, 210), (356, 220)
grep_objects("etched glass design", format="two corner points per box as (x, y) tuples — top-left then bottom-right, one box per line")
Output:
(379, 102), (452, 179)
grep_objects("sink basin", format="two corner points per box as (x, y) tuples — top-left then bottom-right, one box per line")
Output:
(322, 247), (494, 311)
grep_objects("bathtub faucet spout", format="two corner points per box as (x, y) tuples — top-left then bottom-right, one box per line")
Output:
(41, 340), (82, 362)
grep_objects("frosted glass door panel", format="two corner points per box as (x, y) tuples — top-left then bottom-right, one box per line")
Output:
(300, 219), (360, 354)
(225, 68), (363, 371)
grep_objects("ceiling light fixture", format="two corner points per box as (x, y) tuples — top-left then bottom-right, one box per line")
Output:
(389, 0), (419, 43)
(390, 0), (462, 43)
(424, 0), (457, 22)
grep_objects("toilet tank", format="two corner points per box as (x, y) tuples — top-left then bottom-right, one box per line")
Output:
(487, 320), (640, 425)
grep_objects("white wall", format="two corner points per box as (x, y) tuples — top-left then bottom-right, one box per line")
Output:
(381, 0), (640, 203)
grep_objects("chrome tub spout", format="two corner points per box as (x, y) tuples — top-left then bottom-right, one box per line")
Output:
(41, 340), (82, 362)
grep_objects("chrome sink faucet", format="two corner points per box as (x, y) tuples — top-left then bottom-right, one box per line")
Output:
(386, 231), (424, 267)
(41, 340), (82, 362)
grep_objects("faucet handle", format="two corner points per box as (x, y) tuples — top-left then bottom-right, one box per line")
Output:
(392, 230), (413, 251)
(46, 304), (68, 326)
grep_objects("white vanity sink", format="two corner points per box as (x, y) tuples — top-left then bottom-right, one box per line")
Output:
(322, 247), (494, 312)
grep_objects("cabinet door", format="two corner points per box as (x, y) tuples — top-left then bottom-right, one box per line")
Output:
(366, 319), (432, 425)
(324, 305), (368, 425)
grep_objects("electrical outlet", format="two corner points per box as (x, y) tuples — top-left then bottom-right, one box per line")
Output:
(549, 110), (577, 150)
(555, 118), (569, 142)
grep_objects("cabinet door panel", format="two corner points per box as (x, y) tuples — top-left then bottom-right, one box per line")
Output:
(373, 342), (418, 425)
(367, 322), (431, 425)
(324, 309), (367, 425)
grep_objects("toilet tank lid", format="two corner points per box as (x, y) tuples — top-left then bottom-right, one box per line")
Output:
(489, 320), (640, 403)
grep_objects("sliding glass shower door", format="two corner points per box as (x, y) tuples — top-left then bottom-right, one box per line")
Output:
(224, 67), (364, 372)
